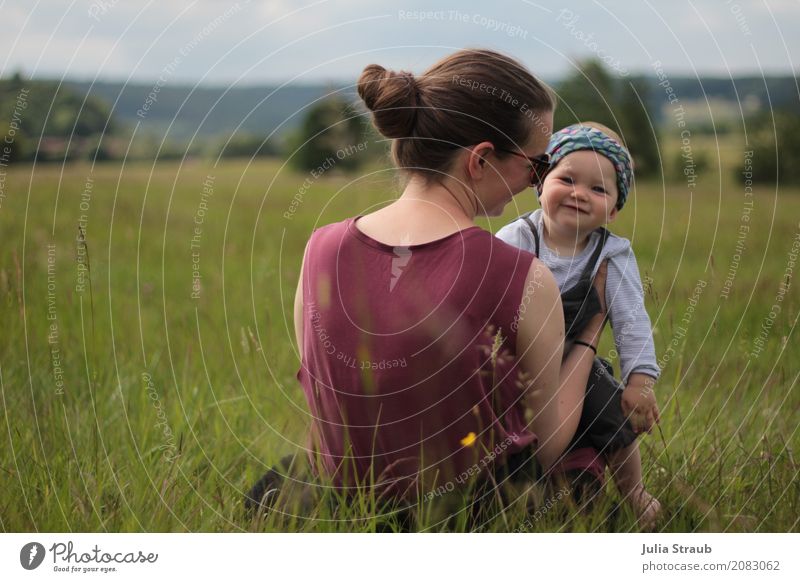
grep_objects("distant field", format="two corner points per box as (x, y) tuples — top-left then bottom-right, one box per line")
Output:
(1, 151), (798, 532)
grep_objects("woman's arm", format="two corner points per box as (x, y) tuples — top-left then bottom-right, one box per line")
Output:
(516, 258), (608, 469)
(293, 244), (309, 358)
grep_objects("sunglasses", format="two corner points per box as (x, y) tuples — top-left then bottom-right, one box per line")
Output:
(496, 148), (551, 188)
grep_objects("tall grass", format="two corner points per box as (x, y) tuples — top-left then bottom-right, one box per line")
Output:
(1, 153), (797, 532)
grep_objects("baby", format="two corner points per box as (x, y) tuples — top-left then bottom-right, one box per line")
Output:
(496, 122), (661, 525)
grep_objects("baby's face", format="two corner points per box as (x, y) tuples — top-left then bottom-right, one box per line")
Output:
(539, 150), (619, 235)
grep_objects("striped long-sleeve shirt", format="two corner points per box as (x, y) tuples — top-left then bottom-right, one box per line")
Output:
(496, 209), (660, 384)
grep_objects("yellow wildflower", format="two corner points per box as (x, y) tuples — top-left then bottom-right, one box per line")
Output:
(460, 432), (477, 447)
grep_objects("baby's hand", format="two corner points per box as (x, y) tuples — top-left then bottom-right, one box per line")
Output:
(621, 374), (660, 434)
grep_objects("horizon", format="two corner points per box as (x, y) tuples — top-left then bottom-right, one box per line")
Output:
(4, 69), (797, 89)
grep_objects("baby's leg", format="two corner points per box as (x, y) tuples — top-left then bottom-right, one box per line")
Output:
(607, 442), (661, 528)
(578, 358), (662, 527)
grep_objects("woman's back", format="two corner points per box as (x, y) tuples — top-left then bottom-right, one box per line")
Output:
(283, 49), (603, 509)
(296, 216), (537, 498)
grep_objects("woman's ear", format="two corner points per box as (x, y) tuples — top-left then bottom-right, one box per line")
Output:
(466, 141), (495, 180)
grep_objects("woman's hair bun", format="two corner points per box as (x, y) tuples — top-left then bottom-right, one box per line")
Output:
(357, 64), (420, 139)
(354, 49), (554, 179)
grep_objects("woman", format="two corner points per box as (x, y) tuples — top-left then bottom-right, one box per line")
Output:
(252, 49), (607, 515)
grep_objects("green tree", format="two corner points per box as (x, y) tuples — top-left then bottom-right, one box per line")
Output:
(553, 59), (618, 131)
(553, 60), (659, 177)
(617, 77), (660, 177)
(288, 97), (367, 173)
(739, 108), (800, 185)
(1, 75), (119, 162)
(0, 122), (31, 163)
(47, 93), (115, 137)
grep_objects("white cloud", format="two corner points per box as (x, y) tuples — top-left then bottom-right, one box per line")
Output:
(1, 0), (797, 83)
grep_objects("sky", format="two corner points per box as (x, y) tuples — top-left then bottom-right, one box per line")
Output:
(2, 0), (798, 86)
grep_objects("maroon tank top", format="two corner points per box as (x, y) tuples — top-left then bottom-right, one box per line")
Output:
(296, 216), (537, 500)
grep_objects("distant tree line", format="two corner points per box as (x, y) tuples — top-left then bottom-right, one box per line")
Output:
(544, 59), (800, 187)
(0, 73), (118, 163)
(3, 67), (799, 187)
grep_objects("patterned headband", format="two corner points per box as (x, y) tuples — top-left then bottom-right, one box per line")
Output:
(541, 124), (632, 210)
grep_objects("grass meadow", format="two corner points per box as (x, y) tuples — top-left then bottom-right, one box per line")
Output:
(1, 136), (798, 532)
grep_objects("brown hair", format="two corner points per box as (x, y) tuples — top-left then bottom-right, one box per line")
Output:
(357, 48), (555, 180)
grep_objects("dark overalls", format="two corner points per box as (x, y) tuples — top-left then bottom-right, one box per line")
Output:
(519, 212), (637, 460)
